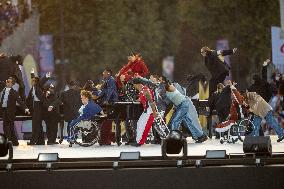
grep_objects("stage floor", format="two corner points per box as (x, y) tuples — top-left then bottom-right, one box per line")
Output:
(1, 136), (284, 160)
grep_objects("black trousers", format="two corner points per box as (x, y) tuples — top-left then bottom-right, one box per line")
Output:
(31, 102), (44, 144)
(2, 108), (18, 145)
(45, 118), (58, 143)
(209, 73), (228, 95)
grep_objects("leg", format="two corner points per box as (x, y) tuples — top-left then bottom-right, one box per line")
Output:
(168, 106), (186, 131)
(136, 108), (155, 145)
(209, 78), (218, 96)
(115, 117), (122, 145)
(125, 105), (136, 143)
(186, 99), (204, 138)
(31, 102), (44, 144)
(45, 119), (51, 142)
(3, 109), (18, 145)
(251, 115), (262, 136)
(46, 118), (58, 143)
(265, 111), (284, 138)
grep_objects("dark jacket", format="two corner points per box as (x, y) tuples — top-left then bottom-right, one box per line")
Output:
(99, 76), (118, 103)
(248, 75), (272, 103)
(215, 85), (231, 118)
(43, 92), (61, 121)
(26, 74), (49, 112)
(0, 87), (27, 120)
(52, 88), (82, 122)
(208, 90), (222, 115)
(205, 50), (233, 79)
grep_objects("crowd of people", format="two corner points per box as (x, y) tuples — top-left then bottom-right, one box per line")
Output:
(0, 0), (30, 43)
(1, 46), (284, 147)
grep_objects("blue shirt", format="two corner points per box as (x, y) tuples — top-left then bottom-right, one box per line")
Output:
(70, 100), (103, 128)
(78, 100), (102, 121)
(99, 76), (118, 102)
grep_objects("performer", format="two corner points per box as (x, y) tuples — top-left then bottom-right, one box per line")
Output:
(69, 90), (105, 128)
(215, 82), (246, 134)
(49, 81), (82, 139)
(208, 83), (225, 138)
(116, 53), (149, 88)
(201, 46), (237, 95)
(26, 68), (50, 145)
(97, 68), (118, 145)
(161, 77), (207, 143)
(0, 76), (29, 146)
(131, 78), (158, 146)
(43, 84), (60, 145)
(243, 91), (284, 142)
(98, 68), (118, 104)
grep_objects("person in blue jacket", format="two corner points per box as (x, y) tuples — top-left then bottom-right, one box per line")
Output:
(70, 90), (105, 127)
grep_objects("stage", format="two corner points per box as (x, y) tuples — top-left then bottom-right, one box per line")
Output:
(1, 135), (284, 160)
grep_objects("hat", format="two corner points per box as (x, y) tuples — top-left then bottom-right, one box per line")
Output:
(131, 78), (144, 84)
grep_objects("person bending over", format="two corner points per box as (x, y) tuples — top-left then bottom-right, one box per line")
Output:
(161, 77), (207, 143)
(243, 91), (284, 142)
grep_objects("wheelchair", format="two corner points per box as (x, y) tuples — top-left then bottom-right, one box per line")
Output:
(219, 117), (255, 144)
(68, 119), (101, 147)
(145, 110), (170, 144)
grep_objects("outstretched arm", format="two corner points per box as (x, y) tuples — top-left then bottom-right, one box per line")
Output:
(217, 48), (237, 56)
(144, 89), (158, 118)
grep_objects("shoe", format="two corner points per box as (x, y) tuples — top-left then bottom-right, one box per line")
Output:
(27, 142), (36, 145)
(195, 135), (208, 143)
(151, 140), (161, 145)
(277, 135), (284, 142)
(101, 143), (111, 146)
(125, 140), (135, 145)
(36, 142), (45, 145)
(130, 142), (141, 147)
(47, 141), (59, 145)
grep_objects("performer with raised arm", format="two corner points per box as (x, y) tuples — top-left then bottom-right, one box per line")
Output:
(116, 53), (149, 89)
(201, 46), (237, 95)
(26, 68), (50, 145)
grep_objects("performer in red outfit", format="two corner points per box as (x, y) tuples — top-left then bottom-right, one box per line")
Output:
(116, 53), (149, 88)
(215, 84), (246, 133)
(131, 78), (157, 146)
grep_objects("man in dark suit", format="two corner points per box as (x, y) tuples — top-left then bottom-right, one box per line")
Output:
(0, 77), (29, 146)
(26, 68), (50, 145)
(49, 81), (82, 138)
(43, 84), (60, 145)
(201, 46), (237, 95)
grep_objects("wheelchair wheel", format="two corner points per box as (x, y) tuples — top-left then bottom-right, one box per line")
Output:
(237, 118), (254, 142)
(73, 120), (101, 147)
(153, 119), (170, 139)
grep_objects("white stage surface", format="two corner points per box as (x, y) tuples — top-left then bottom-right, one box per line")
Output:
(1, 136), (283, 160)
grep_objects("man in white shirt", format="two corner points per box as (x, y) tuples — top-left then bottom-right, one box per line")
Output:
(0, 77), (29, 146)
(26, 68), (50, 145)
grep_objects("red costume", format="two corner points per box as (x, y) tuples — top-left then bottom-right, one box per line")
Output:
(136, 85), (155, 145)
(215, 87), (246, 132)
(116, 54), (149, 88)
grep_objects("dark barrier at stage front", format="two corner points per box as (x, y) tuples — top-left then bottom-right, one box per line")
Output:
(0, 166), (284, 189)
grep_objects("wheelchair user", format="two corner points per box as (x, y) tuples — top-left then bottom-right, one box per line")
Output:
(215, 81), (247, 134)
(69, 90), (105, 128)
